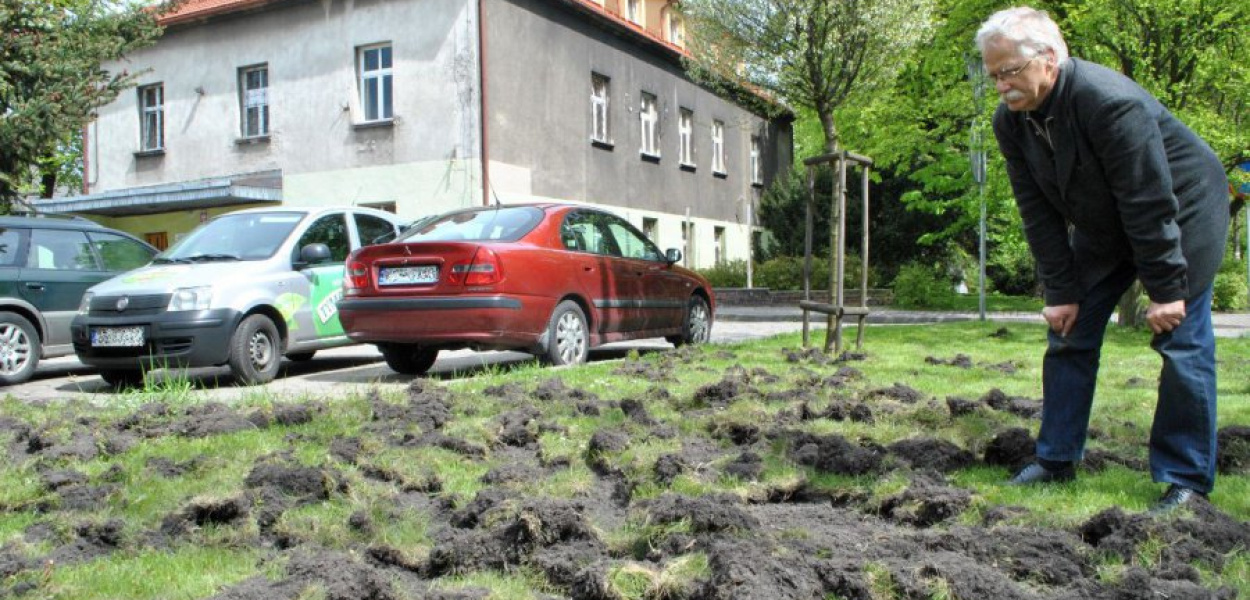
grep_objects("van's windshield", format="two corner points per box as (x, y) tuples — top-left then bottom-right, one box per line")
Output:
(156, 213), (303, 263)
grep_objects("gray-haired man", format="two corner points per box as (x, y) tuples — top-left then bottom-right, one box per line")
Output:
(976, 7), (1229, 513)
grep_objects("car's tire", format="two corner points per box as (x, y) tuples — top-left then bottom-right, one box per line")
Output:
(100, 369), (145, 389)
(542, 300), (588, 367)
(0, 313), (40, 385)
(379, 344), (439, 375)
(228, 314), (282, 385)
(667, 295), (712, 347)
(285, 351), (316, 362)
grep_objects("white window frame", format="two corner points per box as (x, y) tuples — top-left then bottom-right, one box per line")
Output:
(679, 108), (694, 167)
(358, 43), (393, 122)
(750, 136), (762, 185)
(640, 92), (659, 157)
(591, 73), (610, 144)
(139, 84), (164, 151)
(239, 65), (269, 138)
(626, 0), (641, 24)
(667, 11), (684, 46)
(711, 120), (725, 174)
(642, 217), (658, 242)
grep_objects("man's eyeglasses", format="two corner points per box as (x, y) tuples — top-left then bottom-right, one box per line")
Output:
(988, 57), (1036, 82)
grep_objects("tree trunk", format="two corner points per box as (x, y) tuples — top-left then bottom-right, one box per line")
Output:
(818, 107), (838, 154)
(1116, 281), (1146, 328)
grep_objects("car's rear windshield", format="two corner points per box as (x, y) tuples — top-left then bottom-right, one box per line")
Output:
(159, 212), (303, 261)
(398, 207), (543, 243)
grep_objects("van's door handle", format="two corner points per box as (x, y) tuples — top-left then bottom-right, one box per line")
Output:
(24, 282), (45, 291)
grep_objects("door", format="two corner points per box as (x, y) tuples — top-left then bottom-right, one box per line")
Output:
(560, 211), (638, 333)
(286, 213), (352, 344)
(18, 228), (106, 347)
(600, 214), (686, 331)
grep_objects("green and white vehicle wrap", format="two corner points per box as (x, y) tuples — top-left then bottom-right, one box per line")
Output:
(71, 206), (405, 386)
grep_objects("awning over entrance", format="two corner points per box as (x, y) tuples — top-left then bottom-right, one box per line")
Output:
(32, 172), (283, 217)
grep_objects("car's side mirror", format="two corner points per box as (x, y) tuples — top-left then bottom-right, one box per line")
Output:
(665, 248), (682, 264)
(296, 243), (332, 268)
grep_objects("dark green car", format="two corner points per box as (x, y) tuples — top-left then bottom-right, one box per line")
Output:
(0, 215), (157, 385)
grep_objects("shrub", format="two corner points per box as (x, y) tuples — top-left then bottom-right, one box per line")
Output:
(891, 261), (956, 309)
(697, 260), (748, 288)
(1212, 258), (1248, 311)
(749, 254), (874, 291)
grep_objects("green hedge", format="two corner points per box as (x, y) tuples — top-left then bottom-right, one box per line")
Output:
(695, 255), (874, 291)
(1213, 257), (1248, 311)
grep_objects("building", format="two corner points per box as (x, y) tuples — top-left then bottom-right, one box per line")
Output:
(34, 0), (793, 267)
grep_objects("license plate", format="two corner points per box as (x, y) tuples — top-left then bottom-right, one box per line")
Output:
(91, 326), (145, 347)
(378, 265), (439, 286)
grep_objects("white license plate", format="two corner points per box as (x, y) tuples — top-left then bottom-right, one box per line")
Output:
(378, 265), (439, 286)
(91, 326), (145, 347)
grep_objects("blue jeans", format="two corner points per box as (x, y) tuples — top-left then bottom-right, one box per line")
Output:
(1037, 263), (1218, 493)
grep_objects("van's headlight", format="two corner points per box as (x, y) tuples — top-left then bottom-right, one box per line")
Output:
(168, 286), (212, 311)
(78, 292), (94, 315)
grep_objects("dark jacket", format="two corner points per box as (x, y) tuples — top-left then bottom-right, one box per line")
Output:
(993, 58), (1229, 305)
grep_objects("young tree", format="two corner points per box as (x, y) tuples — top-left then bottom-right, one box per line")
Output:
(680, 0), (936, 154)
(0, 0), (163, 212)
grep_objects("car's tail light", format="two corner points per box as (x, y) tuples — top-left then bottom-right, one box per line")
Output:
(449, 248), (503, 286)
(345, 260), (370, 289)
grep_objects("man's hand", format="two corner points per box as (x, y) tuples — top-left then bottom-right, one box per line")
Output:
(1146, 300), (1186, 334)
(1042, 304), (1079, 337)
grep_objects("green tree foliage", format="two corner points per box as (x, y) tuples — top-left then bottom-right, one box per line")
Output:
(0, 0), (163, 211)
(680, 0), (936, 153)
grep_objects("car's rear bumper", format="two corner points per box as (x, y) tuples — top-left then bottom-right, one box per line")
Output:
(337, 294), (548, 349)
(71, 309), (239, 369)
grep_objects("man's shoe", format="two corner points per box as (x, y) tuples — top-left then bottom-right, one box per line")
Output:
(1148, 485), (1206, 515)
(1008, 462), (1075, 486)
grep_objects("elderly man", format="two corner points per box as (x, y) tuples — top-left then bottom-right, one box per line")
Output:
(976, 7), (1229, 513)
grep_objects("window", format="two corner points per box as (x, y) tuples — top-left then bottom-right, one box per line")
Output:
(591, 73), (610, 144)
(355, 213), (399, 246)
(711, 120), (726, 174)
(679, 108), (694, 167)
(750, 136), (762, 185)
(359, 44), (393, 122)
(714, 226), (726, 264)
(604, 215), (663, 261)
(239, 65), (269, 138)
(0, 229), (27, 266)
(144, 232), (169, 250)
(139, 84), (164, 151)
(640, 92), (659, 157)
(27, 229), (97, 271)
(667, 11), (684, 46)
(641, 217), (658, 242)
(297, 214), (351, 262)
(626, 0), (640, 23)
(89, 232), (154, 271)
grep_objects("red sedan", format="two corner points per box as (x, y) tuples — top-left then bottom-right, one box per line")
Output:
(337, 204), (714, 375)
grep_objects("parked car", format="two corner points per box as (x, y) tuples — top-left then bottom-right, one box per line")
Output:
(0, 215), (157, 385)
(337, 203), (714, 375)
(71, 206), (406, 386)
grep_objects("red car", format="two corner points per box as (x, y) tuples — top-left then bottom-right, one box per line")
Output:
(337, 204), (714, 375)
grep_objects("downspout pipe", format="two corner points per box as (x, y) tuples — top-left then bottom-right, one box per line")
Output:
(478, 0), (490, 205)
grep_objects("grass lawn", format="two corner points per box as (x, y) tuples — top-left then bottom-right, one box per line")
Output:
(1, 321), (1247, 599)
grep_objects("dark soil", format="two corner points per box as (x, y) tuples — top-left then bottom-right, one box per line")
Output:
(2, 346), (1247, 600)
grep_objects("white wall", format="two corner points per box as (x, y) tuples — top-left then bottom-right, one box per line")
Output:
(89, 0), (481, 213)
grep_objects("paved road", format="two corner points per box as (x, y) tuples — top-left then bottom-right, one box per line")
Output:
(3, 320), (810, 404)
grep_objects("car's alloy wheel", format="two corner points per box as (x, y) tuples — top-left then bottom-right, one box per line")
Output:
(228, 314), (281, 385)
(379, 344), (439, 375)
(668, 295), (711, 347)
(544, 300), (588, 366)
(0, 313), (39, 385)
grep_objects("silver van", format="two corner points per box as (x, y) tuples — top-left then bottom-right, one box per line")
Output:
(71, 206), (405, 386)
